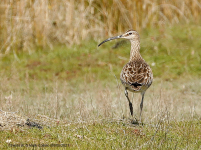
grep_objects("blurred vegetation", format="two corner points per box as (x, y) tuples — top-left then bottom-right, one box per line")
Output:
(0, 24), (200, 82)
(1, 0), (201, 52)
(0, 0), (200, 81)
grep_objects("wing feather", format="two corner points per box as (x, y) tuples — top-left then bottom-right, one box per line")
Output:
(120, 60), (153, 92)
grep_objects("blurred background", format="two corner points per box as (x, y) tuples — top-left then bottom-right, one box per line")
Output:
(0, 0), (200, 122)
(1, 0), (201, 51)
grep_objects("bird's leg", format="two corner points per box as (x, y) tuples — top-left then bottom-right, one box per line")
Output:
(124, 88), (133, 116)
(139, 92), (145, 123)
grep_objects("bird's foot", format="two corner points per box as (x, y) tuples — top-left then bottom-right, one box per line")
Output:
(129, 117), (145, 125)
(120, 115), (144, 125)
(129, 116), (139, 124)
(130, 119), (139, 125)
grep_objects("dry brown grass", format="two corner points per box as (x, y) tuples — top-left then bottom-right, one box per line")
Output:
(1, 0), (201, 53)
(0, 73), (200, 128)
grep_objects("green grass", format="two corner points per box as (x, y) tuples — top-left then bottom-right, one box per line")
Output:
(0, 24), (201, 83)
(0, 24), (201, 149)
(1, 120), (201, 149)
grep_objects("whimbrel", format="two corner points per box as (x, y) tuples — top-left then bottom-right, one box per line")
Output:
(98, 30), (153, 123)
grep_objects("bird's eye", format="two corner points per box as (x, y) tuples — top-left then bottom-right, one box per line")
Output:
(129, 32), (132, 35)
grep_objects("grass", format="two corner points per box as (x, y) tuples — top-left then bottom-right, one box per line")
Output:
(0, 24), (201, 149)
(1, 0), (201, 52)
(1, 120), (201, 149)
(0, 24), (201, 82)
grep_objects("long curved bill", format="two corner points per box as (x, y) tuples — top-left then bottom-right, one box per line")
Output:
(98, 35), (122, 47)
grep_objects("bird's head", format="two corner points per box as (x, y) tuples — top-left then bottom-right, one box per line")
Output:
(98, 29), (139, 47)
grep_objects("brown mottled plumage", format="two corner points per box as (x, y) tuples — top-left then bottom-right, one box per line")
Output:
(98, 30), (153, 123)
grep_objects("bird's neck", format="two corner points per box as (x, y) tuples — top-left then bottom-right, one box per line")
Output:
(129, 40), (143, 62)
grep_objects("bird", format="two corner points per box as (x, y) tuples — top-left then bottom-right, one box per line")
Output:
(98, 30), (153, 123)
